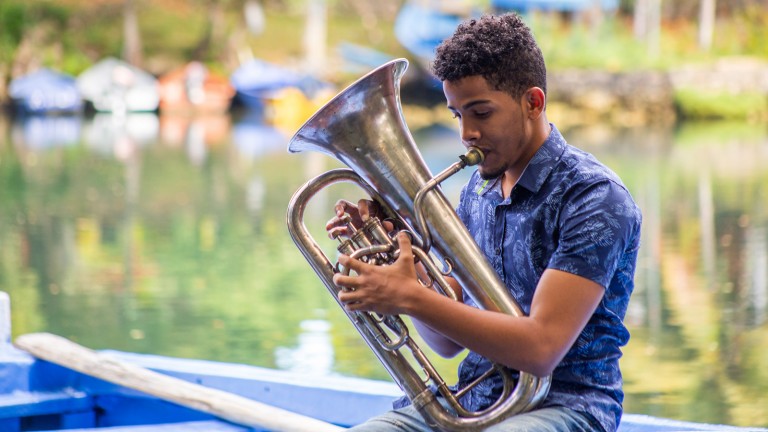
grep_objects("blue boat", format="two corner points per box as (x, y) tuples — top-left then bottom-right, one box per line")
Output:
(395, 1), (619, 66)
(394, 3), (465, 67)
(230, 59), (330, 109)
(1, 293), (765, 432)
(492, 0), (619, 13)
(8, 68), (83, 114)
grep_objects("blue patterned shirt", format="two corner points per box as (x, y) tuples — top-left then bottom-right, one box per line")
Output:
(448, 124), (641, 432)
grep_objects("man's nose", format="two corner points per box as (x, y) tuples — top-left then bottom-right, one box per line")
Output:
(460, 122), (480, 144)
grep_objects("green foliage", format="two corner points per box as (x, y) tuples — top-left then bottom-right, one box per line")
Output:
(0, 0), (70, 40)
(673, 120), (767, 146)
(138, 5), (208, 63)
(0, 0), (67, 37)
(0, 2), (27, 64)
(0, 0), (82, 75)
(2, 1), (768, 79)
(0, 2), (26, 45)
(531, 14), (652, 71)
(722, 5), (768, 58)
(674, 89), (768, 121)
(530, 11), (768, 72)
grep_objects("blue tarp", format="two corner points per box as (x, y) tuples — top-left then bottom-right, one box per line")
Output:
(492, 0), (619, 12)
(230, 59), (330, 108)
(395, 1), (620, 64)
(8, 68), (83, 114)
(394, 3), (464, 64)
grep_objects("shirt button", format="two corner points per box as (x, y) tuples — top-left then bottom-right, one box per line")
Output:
(495, 248), (501, 255)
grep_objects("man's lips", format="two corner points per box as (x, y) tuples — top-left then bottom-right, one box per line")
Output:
(476, 148), (490, 162)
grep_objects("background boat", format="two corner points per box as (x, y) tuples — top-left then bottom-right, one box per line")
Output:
(492, 0), (619, 13)
(229, 59), (327, 110)
(8, 68), (83, 114)
(394, 0), (620, 69)
(76, 58), (159, 114)
(158, 62), (235, 115)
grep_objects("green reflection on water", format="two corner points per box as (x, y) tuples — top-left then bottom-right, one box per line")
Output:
(0, 114), (766, 427)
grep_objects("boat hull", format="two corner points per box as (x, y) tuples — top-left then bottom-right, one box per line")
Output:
(1, 346), (765, 432)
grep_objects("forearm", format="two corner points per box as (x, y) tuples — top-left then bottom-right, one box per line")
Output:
(411, 317), (464, 358)
(404, 289), (554, 376)
(334, 236), (603, 377)
(402, 269), (605, 377)
(409, 270), (537, 365)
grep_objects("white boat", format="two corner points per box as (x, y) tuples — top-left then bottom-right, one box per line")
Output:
(77, 57), (160, 114)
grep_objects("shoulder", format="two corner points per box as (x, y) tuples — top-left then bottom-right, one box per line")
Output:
(554, 146), (642, 232)
(558, 146), (634, 204)
(560, 145), (622, 185)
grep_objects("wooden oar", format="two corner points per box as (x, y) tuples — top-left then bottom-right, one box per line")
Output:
(14, 332), (345, 432)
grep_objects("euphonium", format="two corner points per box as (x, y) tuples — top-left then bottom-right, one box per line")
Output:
(286, 59), (550, 431)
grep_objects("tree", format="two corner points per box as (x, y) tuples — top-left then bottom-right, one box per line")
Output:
(122, 0), (143, 67)
(633, 0), (662, 58)
(698, 0), (716, 51)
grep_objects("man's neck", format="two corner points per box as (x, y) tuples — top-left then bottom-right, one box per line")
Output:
(500, 121), (551, 198)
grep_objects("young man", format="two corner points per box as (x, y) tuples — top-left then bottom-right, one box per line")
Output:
(329, 13), (642, 432)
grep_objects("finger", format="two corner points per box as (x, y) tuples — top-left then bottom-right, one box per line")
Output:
(382, 220), (395, 232)
(337, 289), (363, 312)
(396, 232), (414, 261)
(343, 301), (364, 312)
(336, 254), (364, 274)
(334, 199), (356, 217)
(327, 225), (347, 240)
(358, 199), (385, 221)
(325, 215), (342, 231)
(326, 212), (355, 238)
(332, 272), (353, 289)
(357, 199), (373, 220)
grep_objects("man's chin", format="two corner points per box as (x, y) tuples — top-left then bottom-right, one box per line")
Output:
(478, 168), (503, 181)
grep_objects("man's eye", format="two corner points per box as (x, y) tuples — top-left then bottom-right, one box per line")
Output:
(475, 111), (490, 118)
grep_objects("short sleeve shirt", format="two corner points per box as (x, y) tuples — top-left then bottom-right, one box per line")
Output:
(451, 124), (642, 432)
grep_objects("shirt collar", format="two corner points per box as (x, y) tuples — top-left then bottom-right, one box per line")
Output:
(517, 124), (567, 193)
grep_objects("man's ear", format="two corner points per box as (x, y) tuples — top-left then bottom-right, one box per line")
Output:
(525, 87), (546, 118)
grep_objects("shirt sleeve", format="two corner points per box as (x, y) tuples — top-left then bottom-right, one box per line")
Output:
(547, 179), (641, 289)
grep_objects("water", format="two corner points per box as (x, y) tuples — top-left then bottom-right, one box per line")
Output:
(1, 110), (766, 428)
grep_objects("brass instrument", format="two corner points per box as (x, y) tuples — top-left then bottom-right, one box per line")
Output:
(286, 59), (550, 431)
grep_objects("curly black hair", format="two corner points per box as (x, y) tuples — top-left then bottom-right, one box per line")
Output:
(430, 13), (547, 100)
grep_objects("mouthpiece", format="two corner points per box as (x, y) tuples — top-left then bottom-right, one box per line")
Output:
(461, 147), (484, 167)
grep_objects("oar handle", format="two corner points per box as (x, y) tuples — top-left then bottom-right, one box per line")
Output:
(14, 332), (345, 432)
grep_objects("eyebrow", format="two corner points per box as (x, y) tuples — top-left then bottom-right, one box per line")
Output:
(447, 99), (492, 111)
